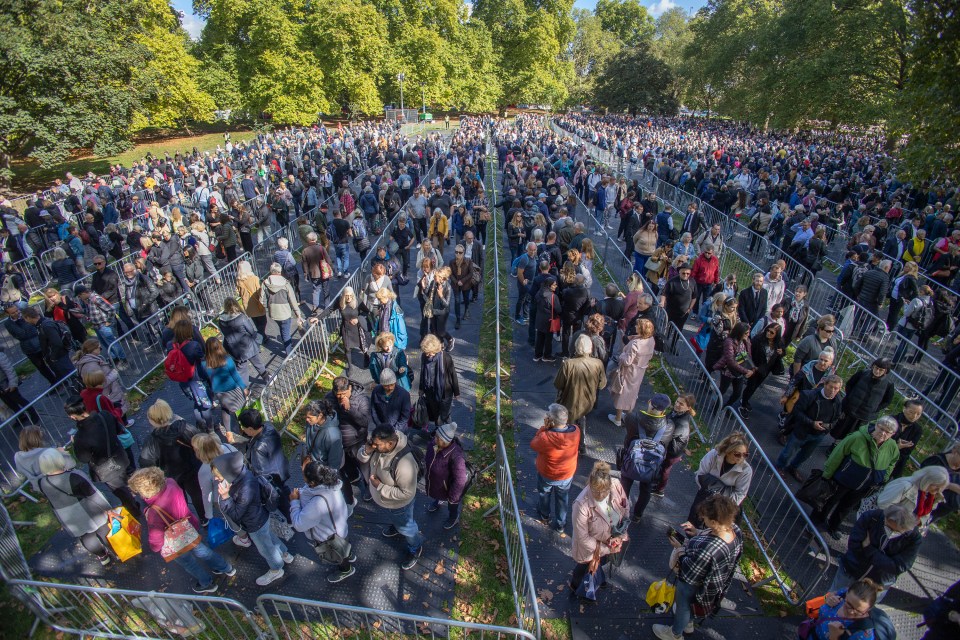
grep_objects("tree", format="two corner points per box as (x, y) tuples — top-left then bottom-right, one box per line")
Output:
(567, 9), (622, 105)
(132, 4), (215, 132)
(0, 0), (152, 187)
(893, 0), (960, 179)
(594, 0), (655, 48)
(650, 7), (692, 105)
(593, 47), (678, 115)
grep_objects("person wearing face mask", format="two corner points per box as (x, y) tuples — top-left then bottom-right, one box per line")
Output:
(830, 358), (896, 442)
(813, 416), (901, 540)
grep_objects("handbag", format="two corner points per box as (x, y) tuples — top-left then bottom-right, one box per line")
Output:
(549, 296), (561, 333)
(311, 494), (353, 565)
(206, 517), (232, 547)
(832, 441), (880, 490)
(576, 565), (606, 601)
(644, 257), (662, 272)
(412, 396), (430, 429)
(319, 259), (333, 281)
(106, 506), (143, 562)
(149, 504), (202, 562)
(796, 469), (837, 511)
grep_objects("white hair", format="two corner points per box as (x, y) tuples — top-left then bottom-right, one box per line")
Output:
(307, 232), (318, 243)
(277, 237), (289, 250)
(270, 262), (283, 275)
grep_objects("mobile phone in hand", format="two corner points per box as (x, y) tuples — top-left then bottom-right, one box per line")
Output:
(667, 526), (686, 545)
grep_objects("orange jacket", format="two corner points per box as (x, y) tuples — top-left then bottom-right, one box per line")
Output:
(531, 424), (580, 481)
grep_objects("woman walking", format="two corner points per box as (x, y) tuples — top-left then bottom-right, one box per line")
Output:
(608, 319), (657, 427)
(569, 461), (629, 600)
(218, 298), (268, 384)
(201, 337), (248, 436)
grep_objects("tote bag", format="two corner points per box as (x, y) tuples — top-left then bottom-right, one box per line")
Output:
(106, 506), (143, 562)
(149, 505), (201, 562)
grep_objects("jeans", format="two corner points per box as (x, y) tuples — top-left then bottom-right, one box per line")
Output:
(672, 579), (697, 635)
(277, 318), (293, 354)
(718, 375), (746, 407)
(309, 277), (328, 310)
(334, 243), (350, 274)
(174, 541), (232, 588)
(537, 474), (573, 529)
(892, 325), (916, 364)
(385, 501), (423, 554)
(515, 282), (530, 319)
(179, 379), (215, 431)
(95, 324), (126, 360)
(776, 432), (826, 471)
(249, 518), (288, 571)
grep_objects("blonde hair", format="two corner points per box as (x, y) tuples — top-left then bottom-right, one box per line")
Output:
(376, 287), (397, 303)
(375, 332), (396, 350)
(635, 318), (655, 339)
(435, 266), (451, 280)
(716, 432), (749, 458)
(191, 433), (225, 464)
(128, 467), (166, 499)
(147, 399), (174, 427)
(421, 334), (442, 355)
(588, 460), (612, 494)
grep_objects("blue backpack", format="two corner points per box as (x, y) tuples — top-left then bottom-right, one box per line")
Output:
(620, 425), (667, 483)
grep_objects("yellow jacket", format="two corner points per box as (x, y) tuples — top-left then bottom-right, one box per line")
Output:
(429, 215), (449, 238)
(904, 237), (928, 263)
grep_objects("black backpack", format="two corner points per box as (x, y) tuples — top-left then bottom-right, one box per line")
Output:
(389, 444), (425, 483)
(907, 298), (932, 330)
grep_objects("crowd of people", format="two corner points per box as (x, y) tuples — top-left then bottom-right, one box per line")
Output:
(6, 118), (497, 593)
(497, 114), (958, 639)
(2, 112), (958, 639)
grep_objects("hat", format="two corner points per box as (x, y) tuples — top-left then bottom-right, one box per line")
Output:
(436, 422), (457, 443)
(379, 369), (397, 385)
(650, 393), (672, 412)
(73, 284), (89, 295)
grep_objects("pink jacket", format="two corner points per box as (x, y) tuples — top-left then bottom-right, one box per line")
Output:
(571, 480), (630, 564)
(143, 478), (200, 553)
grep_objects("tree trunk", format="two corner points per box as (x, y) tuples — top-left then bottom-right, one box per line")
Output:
(0, 149), (11, 193)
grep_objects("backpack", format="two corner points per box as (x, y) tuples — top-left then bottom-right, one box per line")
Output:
(850, 264), (869, 294)
(619, 426), (667, 483)
(98, 233), (114, 255)
(51, 319), (74, 352)
(510, 254), (523, 277)
(908, 298), (932, 331)
(389, 444), (425, 483)
(79, 229), (91, 245)
(164, 341), (196, 383)
(257, 474), (280, 512)
(371, 214), (386, 236)
(536, 243), (558, 272)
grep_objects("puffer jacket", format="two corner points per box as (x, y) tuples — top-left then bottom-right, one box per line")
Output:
(661, 409), (693, 460)
(217, 312), (261, 362)
(855, 268), (890, 310)
(214, 451), (269, 533)
(840, 509), (922, 585)
(139, 417), (202, 480)
(424, 438), (468, 503)
(842, 370), (895, 420)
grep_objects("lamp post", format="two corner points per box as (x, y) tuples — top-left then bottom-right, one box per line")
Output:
(420, 83), (426, 119)
(398, 72), (406, 113)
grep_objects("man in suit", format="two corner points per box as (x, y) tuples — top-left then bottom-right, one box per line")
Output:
(680, 203), (705, 239)
(738, 272), (769, 327)
(882, 228), (908, 262)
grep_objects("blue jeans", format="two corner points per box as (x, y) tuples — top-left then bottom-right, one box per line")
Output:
(249, 519), (288, 571)
(386, 501), (423, 554)
(537, 474), (573, 529)
(95, 324), (126, 360)
(277, 318), (293, 354)
(892, 325), (915, 364)
(776, 432), (826, 471)
(173, 541), (232, 588)
(335, 243), (350, 274)
(672, 579), (697, 635)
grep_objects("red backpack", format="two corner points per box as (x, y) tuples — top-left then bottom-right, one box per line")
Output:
(164, 341), (195, 383)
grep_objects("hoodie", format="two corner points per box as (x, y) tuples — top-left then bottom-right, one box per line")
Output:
(290, 481), (350, 544)
(357, 431), (418, 509)
(139, 417), (202, 480)
(259, 274), (302, 322)
(213, 451), (269, 533)
(303, 414), (344, 469)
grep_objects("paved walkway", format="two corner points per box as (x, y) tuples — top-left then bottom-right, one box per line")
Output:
(28, 205), (486, 617)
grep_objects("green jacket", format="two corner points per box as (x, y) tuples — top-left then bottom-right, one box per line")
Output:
(823, 425), (899, 483)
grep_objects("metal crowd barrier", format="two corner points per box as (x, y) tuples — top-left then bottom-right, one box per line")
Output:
(658, 321), (833, 605)
(874, 330), (960, 422)
(806, 276), (889, 360)
(258, 155), (443, 429)
(256, 595), (537, 640)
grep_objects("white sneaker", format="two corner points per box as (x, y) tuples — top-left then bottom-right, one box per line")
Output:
(282, 552), (295, 564)
(255, 568), (285, 586)
(232, 534), (252, 547)
(607, 413), (622, 427)
(651, 624), (682, 640)
(684, 621), (695, 634)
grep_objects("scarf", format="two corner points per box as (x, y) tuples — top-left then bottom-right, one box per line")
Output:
(915, 490), (937, 518)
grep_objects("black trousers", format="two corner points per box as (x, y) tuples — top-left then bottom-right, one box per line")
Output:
(812, 484), (872, 531)
(0, 387), (40, 424)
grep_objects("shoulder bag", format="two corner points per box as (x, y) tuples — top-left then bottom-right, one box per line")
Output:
(549, 296), (561, 333)
(148, 504), (201, 562)
(832, 433), (882, 490)
(796, 469), (837, 511)
(311, 494), (352, 565)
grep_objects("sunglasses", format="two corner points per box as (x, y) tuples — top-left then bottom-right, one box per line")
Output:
(730, 451), (748, 459)
(821, 327), (835, 333)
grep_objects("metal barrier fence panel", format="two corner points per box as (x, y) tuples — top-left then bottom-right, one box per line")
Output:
(657, 320), (833, 605)
(806, 277), (888, 360)
(192, 253), (248, 320)
(0, 501), (32, 580)
(0, 375), (84, 494)
(8, 579), (264, 640)
(874, 330), (960, 420)
(256, 594), (538, 640)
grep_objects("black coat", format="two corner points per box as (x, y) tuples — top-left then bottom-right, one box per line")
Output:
(841, 509), (921, 585)
(560, 284), (590, 324)
(855, 268), (890, 311)
(218, 313), (261, 362)
(139, 419), (202, 480)
(535, 289), (561, 333)
(738, 287), (768, 327)
(787, 389), (844, 438)
(842, 370), (895, 420)
(325, 383), (370, 449)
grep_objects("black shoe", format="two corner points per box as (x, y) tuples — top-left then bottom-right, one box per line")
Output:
(827, 529), (842, 541)
(455, 320), (461, 330)
(401, 546), (423, 570)
(327, 565), (356, 583)
(542, 356), (556, 363)
(443, 514), (460, 530)
(382, 525), (400, 538)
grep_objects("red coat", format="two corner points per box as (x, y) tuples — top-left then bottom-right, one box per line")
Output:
(691, 254), (720, 286)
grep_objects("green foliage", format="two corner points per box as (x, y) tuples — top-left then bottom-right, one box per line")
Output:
(594, 0), (655, 47)
(568, 9), (622, 105)
(892, 0), (960, 180)
(593, 47), (679, 115)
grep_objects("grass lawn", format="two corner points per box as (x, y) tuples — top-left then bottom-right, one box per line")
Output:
(11, 129), (258, 193)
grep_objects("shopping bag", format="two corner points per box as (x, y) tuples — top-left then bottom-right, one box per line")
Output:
(576, 566), (606, 601)
(106, 507), (143, 562)
(206, 517), (232, 547)
(645, 577), (676, 613)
